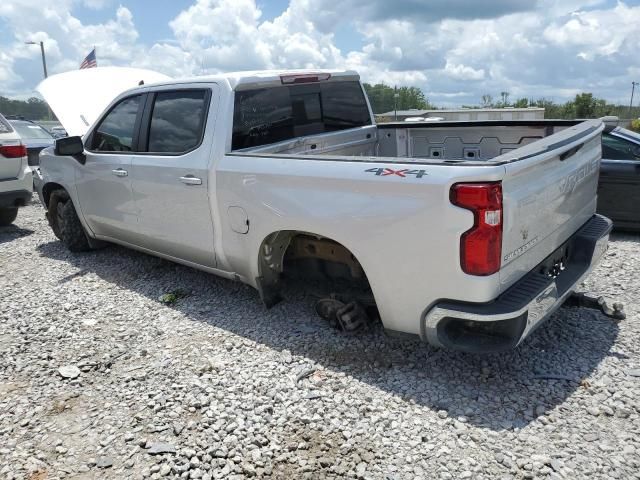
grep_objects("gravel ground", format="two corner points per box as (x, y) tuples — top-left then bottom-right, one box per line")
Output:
(1, 197), (639, 480)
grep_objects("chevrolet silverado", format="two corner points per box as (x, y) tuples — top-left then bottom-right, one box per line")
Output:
(34, 68), (612, 353)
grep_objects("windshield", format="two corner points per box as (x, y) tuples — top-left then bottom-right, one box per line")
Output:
(9, 121), (54, 140)
(615, 127), (640, 143)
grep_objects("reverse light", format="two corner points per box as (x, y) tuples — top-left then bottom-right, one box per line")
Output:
(450, 182), (503, 276)
(0, 144), (27, 158)
(280, 73), (332, 84)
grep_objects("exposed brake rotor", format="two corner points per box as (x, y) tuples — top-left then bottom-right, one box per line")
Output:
(315, 294), (370, 332)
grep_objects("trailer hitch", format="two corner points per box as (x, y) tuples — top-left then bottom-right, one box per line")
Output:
(564, 292), (626, 321)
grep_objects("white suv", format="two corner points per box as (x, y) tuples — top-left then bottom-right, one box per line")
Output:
(0, 113), (32, 226)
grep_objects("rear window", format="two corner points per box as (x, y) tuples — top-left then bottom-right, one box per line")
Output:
(9, 121), (53, 140)
(232, 81), (371, 150)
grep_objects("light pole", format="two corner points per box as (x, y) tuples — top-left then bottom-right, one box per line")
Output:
(25, 41), (48, 78)
(630, 81), (639, 119)
(25, 40), (51, 120)
(394, 86), (399, 121)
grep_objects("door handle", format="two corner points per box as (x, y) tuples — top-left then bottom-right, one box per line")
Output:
(179, 175), (202, 186)
(112, 169), (128, 177)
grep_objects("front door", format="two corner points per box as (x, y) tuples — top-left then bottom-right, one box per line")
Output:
(129, 86), (217, 267)
(75, 94), (144, 242)
(597, 132), (640, 228)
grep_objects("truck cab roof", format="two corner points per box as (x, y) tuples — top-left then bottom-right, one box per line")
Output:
(148, 69), (360, 91)
(37, 67), (359, 137)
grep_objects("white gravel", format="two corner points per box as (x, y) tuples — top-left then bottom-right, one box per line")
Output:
(1, 197), (639, 480)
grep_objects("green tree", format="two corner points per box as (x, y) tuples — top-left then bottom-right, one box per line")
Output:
(574, 93), (597, 118)
(480, 94), (493, 108)
(0, 96), (51, 120)
(363, 83), (433, 114)
(512, 97), (529, 108)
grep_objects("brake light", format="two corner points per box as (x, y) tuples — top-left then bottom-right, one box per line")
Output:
(450, 182), (503, 276)
(0, 144), (27, 158)
(280, 73), (331, 84)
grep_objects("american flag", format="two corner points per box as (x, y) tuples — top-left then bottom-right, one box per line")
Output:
(79, 48), (97, 69)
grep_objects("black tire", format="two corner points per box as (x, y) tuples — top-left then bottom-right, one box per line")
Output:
(58, 198), (91, 252)
(0, 207), (18, 226)
(46, 191), (64, 240)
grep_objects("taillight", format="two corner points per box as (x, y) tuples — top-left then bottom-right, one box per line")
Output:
(450, 182), (503, 276)
(0, 144), (27, 158)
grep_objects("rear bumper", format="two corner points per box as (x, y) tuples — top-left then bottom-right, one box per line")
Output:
(423, 214), (613, 353)
(0, 189), (32, 209)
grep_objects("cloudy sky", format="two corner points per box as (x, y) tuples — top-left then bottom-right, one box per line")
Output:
(1, 0), (639, 107)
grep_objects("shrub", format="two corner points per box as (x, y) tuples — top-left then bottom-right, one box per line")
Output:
(630, 119), (640, 133)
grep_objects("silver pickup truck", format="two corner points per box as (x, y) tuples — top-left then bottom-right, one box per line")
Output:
(35, 68), (611, 353)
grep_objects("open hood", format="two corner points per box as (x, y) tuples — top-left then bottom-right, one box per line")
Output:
(36, 67), (171, 137)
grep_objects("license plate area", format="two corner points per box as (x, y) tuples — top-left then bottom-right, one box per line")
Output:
(539, 243), (570, 279)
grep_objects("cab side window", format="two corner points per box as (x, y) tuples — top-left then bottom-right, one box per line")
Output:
(602, 133), (639, 161)
(146, 90), (208, 154)
(92, 95), (142, 152)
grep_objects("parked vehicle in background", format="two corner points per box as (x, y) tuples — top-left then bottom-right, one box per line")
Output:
(7, 119), (55, 168)
(35, 68), (611, 353)
(597, 125), (640, 231)
(404, 116), (444, 122)
(50, 126), (68, 138)
(0, 113), (32, 226)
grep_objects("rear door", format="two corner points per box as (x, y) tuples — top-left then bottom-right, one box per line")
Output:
(129, 85), (217, 267)
(76, 93), (143, 242)
(498, 120), (604, 289)
(597, 131), (640, 227)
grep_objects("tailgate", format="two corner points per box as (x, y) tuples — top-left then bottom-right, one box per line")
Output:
(499, 120), (603, 290)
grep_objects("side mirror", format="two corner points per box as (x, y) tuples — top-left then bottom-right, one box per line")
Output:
(54, 136), (86, 164)
(631, 145), (640, 159)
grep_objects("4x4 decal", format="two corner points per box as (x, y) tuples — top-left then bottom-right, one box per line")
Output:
(365, 167), (427, 178)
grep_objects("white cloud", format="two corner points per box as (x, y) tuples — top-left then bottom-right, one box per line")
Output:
(544, 2), (640, 60)
(0, 0), (638, 107)
(82, 0), (112, 9)
(444, 62), (485, 81)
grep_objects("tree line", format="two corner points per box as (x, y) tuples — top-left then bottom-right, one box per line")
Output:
(474, 91), (639, 120)
(362, 83), (435, 114)
(0, 96), (51, 120)
(2, 88), (638, 123)
(363, 84), (639, 120)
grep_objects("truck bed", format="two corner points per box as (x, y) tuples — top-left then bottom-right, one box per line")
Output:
(227, 118), (604, 310)
(237, 119), (585, 164)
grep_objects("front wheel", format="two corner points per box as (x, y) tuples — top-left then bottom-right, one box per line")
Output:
(0, 207), (18, 226)
(48, 192), (91, 252)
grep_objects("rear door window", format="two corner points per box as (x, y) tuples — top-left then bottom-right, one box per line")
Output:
(146, 90), (209, 154)
(92, 95), (142, 152)
(232, 81), (370, 150)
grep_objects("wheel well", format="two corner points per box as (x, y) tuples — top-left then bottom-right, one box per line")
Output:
(256, 231), (371, 307)
(42, 183), (67, 207)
